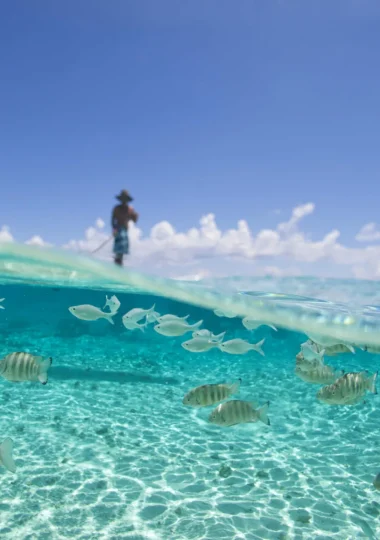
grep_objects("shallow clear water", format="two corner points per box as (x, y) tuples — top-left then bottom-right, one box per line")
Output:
(0, 244), (380, 539)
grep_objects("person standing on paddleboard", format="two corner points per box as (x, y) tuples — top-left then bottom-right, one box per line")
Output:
(111, 189), (139, 266)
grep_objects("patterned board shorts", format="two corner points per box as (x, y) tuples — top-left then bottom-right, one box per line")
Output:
(113, 228), (129, 255)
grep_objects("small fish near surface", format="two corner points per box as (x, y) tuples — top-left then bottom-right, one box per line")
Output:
(156, 314), (189, 323)
(219, 338), (265, 356)
(0, 438), (16, 473)
(295, 351), (324, 373)
(317, 371), (378, 406)
(183, 380), (241, 407)
(295, 364), (344, 385)
(208, 400), (270, 427)
(301, 341), (325, 363)
(313, 341), (355, 356)
(0, 352), (52, 384)
(68, 305), (115, 325)
(307, 333), (345, 348)
(122, 316), (147, 332)
(181, 337), (220, 353)
(357, 344), (380, 355)
(103, 295), (121, 314)
(146, 310), (161, 324)
(154, 319), (203, 337)
(213, 309), (236, 318)
(0, 298), (4, 310)
(242, 317), (277, 332)
(192, 329), (225, 342)
(123, 304), (156, 323)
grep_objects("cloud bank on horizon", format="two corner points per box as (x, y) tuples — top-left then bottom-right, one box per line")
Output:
(1, 203), (380, 281)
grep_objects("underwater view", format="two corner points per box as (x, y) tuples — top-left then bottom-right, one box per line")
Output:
(1, 244), (380, 540)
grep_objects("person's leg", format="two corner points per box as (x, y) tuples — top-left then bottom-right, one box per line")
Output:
(114, 254), (123, 266)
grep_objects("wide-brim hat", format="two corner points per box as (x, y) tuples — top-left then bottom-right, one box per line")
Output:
(115, 189), (133, 202)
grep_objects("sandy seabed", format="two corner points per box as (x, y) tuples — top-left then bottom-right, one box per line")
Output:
(0, 328), (379, 540)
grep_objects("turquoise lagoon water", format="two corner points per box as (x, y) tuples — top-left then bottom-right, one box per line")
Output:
(1, 244), (380, 540)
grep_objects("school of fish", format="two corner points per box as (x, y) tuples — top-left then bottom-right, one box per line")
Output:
(0, 293), (379, 488)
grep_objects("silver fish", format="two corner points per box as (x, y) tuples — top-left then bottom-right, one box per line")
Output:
(123, 304), (156, 323)
(301, 341), (325, 362)
(192, 329), (225, 342)
(317, 371), (378, 405)
(358, 344), (380, 355)
(181, 337), (219, 353)
(0, 352), (52, 384)
(308, 333), (348, 347)
(208, 400), (270, 427)
(154, 319), (203, 337)
(146, 310), (161, 323)
(0, 298), (4, 310)
(295, 352), (322, 373)
(0, 438), (16, 473)
(213, 309), (236, 318)
(122, 318), (147, 332)
(69, 305), (114, 325)
(156, 314), (189, 323)
(183, 380), (241, 407)
(242, 317), (277, 332)
(218, 338), (265, 356)
(103, 295), (121, 314)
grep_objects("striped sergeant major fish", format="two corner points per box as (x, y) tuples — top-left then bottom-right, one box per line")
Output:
(208, 400), (270, 427)
(0, 352), (52, 384)
(295, 364), (344, 385)
(312, 341), (355, 356)
(183, 380), (241, 407)
(317, 371), (377, 406)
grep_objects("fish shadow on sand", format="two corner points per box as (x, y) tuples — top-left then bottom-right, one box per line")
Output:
(50, 366), (179, 386)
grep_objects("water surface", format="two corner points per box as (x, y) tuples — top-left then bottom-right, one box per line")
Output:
(0, 244), (379, 539)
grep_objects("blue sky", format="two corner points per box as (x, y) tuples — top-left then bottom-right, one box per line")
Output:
(1, 0), (380, 246)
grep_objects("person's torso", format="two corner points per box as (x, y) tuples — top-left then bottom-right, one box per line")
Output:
(113, 205), (131, 229)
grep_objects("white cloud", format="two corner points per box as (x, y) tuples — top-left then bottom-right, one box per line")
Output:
(355, 222), (380, 242)
(25, 235), (52, 248)
(0, 225), (14, 243)
(4, 204), (380, 280)
(277, 202), (315, 235)
(59, 203), (380, 280)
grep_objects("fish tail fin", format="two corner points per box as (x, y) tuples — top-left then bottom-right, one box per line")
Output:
(257, 401), (270, 426)
(347, 344), (355, 354)
(103, 296), (109, 309)
(0, 438), (16, 473)
(269, 325), (278, 332)
(148, 304), (156, 314)
(215, 331), (225, 342)
(105, 312), (115, 325)
(140, 321), (149, 333)
(192, 320), (203, 330)
(318, 349), (325, 360)
(228, 379), (241, 395)
(253, 338), (265, 356)
(38, 357), (53, 385)
(183, 314), (190, 320)
(368, 371), (378, 394)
